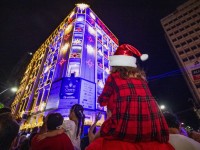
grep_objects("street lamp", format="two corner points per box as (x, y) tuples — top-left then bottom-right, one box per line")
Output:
(0, 87), (18, 95)
(160, 105), (166, 110)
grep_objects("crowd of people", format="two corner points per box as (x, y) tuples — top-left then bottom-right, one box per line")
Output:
(1, 44), (200, 150)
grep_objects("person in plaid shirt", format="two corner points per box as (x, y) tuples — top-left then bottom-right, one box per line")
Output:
(87, 44), (173, 150)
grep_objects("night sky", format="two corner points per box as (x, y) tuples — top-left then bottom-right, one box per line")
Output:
(0, 0), (198, 129)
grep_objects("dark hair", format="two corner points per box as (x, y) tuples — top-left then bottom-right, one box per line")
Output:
(111, 66), (146, 80)
(0, 107), (11, 114)
(71, 104), (85, 137)
(46, 113), (63, 131)
(0, 113), (19, 150)
(163, 112), (180, 129)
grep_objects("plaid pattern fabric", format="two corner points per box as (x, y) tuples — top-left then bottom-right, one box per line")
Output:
(98, 72), (169, 142)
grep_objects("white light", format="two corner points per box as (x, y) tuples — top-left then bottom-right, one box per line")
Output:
(28, 52), (33, 55)
(44, 66), (50, 73)
(69, 11), (75, 18)
(76, 3), (89, 10)
(97, 29), (102, 34)
(10, 87), (18, 92)
(77, 16), (84, 22)
(65, 24), (73, 34)
(90, 12), (96, 20)
(160, 105), (165, 110)
(88, 26), (96, 35)
(87, 45), (94, 54)
(61, 43), (69, 53)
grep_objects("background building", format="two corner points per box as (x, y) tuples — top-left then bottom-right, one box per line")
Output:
(161, 0), (200, 110)
(11, 3), (118, 130)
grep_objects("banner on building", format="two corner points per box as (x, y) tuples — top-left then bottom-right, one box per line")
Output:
(192, 68), (200, 81)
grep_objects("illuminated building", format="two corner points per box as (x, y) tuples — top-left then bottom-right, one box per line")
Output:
(11, 3), (118, 130)
(161, 0), (200, 105)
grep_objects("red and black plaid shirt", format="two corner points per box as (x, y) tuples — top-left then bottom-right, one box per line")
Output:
(98, 72), (169, 143)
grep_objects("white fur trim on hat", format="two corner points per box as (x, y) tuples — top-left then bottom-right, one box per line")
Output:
(109, 55), (137, 67)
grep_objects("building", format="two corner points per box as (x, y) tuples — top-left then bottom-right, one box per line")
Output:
(11, 3), (118, 130)
(161, 0), (200, 107)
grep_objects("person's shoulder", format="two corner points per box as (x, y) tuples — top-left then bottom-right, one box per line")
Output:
(169, 134), (200, 149)
(63, 120), (76, 127)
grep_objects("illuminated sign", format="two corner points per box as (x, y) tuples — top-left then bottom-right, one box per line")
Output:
(192, 68), (200, 81)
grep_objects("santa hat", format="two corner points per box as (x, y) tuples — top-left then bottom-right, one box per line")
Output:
(109, 44), (148, 67)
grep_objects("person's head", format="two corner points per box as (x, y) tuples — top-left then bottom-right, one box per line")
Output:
(46, 113), (63, 131)
(163, 112), (180, 129)
(0, 113), (19, 150)
(69, 104), (85, 137)
(109, 44), (148, 79)
(0, 107), (11, 114)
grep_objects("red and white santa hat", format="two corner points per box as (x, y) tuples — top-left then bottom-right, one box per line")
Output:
(109, 44), (148, 67)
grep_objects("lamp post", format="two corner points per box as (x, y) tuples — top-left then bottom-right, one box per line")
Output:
(0, 87), (18, 95)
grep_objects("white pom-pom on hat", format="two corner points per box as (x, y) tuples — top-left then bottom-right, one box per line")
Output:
(140, 54), (149, 61)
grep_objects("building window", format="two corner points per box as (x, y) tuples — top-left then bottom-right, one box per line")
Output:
(192, 14), (198, 18)
(188, 55), (195, 60)
(183, 33), (188, 37)
(172, 39), (177, 42)
(185, 25), (190, 29)
(177, 36), (182, 40)
(181, 42), (187, 46)
(193, 36), (199, 41)
(169, 33), (174, 36)
(182, 58), (188, 62)
(191, 46), (197, 50)
(195, 27), (200, 32)
(184, 48), (190, 53)
(166, 28), (171, 31)
(195, 52), (200, 58)
(187, 39), (192, 43)
(178, 51), (184, 55)
(189, 30), (194, 34)
(191, 22), (196, 26)
(179, 28), (184, 32)
(171, 25), (176, 29)
(177, 22), (181, 26)
(175, 44), (181, 48)
(174, 30), (179, 34)
(187, 17), (192, 21)
(181, 20), (186, 24)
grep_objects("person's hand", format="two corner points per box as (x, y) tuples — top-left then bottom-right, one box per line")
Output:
(95, 112), (101, 123)
(37, 133), (47, 141)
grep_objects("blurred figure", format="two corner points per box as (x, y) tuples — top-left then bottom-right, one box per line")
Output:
(0, 107), (11, 114)
(188, 130), (200, 143)
(0, 113), (19, 150)
(163, 111), (200, 150)
(31, 113), (74, 150)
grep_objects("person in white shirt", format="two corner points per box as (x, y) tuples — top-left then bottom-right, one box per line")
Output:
(163, 111), (200, 150)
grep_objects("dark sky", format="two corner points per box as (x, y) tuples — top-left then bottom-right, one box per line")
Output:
(0, 0), (198, 128)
